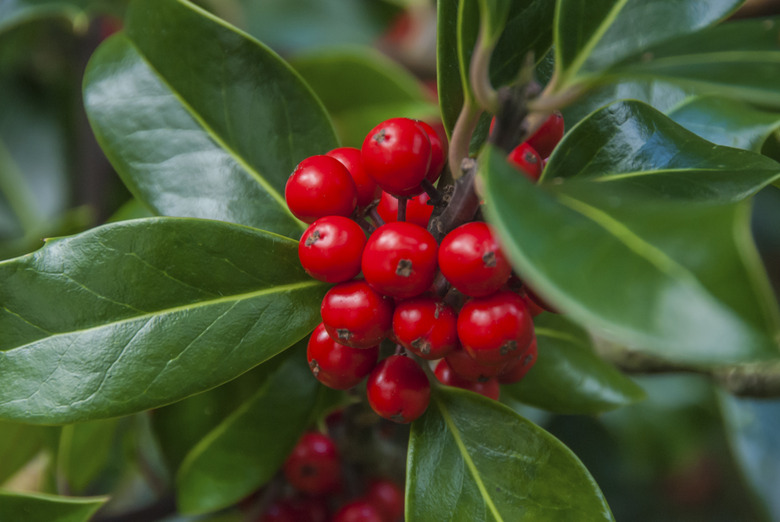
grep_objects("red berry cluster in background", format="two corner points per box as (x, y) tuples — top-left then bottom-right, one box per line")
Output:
(285, 113), (563, 425)
(254, 425), (405, 522)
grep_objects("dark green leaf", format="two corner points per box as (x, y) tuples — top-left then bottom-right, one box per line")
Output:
(503, 314), (645, 414)
(0, 490), (106, 522)
(57, 418), (121, 493)
(291, 48), (438, 148)
(0, 421), (57, 485)
(667, 96), (780, 153)
(176, 343), (334, 514)
(481, 144), (780, 364)
(83, 0), (338, 238)
(554, 0), (742, 89)
(543, 101), (780, 202)
(600, 17), (780, 108)
(719, 392), (780, 521)
(437, 0), (554, 136)
(0, 0), (89, 34)
(407, 387), (614, 521)
(0, 217), (327, 423)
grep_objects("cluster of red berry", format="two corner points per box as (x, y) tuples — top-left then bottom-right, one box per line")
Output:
(284, 113), (562, 424)
(260, 431), (404, 522)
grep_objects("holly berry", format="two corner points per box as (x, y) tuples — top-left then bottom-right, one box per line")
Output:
(261, 500), (297, 522)
(444, 347), (505, 383)
(416, 120), (446, 184)
(327, 147), (380, 208)
(283, 432), (341, 495)
(498, 338), (538, 384)
(438, 221), (512, 297)
(321, 280), (394, 348)
(362, 222), (438, 299)
(365, 479), (404, 522)
(333, 500), (384, 522)
(376, 190), (433, 228)
(393, 296), (458, 360)
(434, 359), (500, 400)
(285, 155), (358, 223)
(307, 323), (378, 390)
(361, 117), (431, 197)
(507, 142), (543, 181)
(457, 290), (535, 365)
(298, 216), (366, 283)
(367, 355), (430, 423)
(526, 111), (564, 158)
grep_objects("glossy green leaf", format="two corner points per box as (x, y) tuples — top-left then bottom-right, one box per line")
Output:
(554, 0), (742, 89)
(177, 343), (331, 514)
(503, 314), (645, 414)
(600, 17), (780, 108)
(719, 392), (780, 521)
(667, 96), (780, 152)
(0, 217), (327, 423)
(437, 0), (554, 136)
(0, 421), (57, 485)
(291, 48), (438, 148)
(83, 0), (337, 238)
(481, 144), (780, 364)
(543, 101), (780, 202)
(407, 387), (614, 521)
(0, 0), (90, 34)
(0, 490), (106, 522)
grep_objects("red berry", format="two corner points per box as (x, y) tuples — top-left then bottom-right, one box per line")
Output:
(285, 155), (358, 223)
(507, 142), (543, 181)
(362, 222), (438, 299)
(367, 355), (430, 424)
(376, 190), (434, 228)
(434, 359), (500, 400)
(333, 500), (385, 522)
(327, 147), (380, 208)
(321, 281), (394, 348)
(526, 111), (564, 158)
(444, 348), (505, 383)
(299, 216), (366, 283)
(416, 120), (446, 184)
(457, 290), (535, 366)
(361, 118), (431, 197)
(307, 323), (379, 390)
(393, 296), (458, 360)
(498, 338), (538, 384)
(261, 500), (297, 522)
(438, 222), (512, 297)
(366, 479), (404, 522)
(283, 432), (341, 495)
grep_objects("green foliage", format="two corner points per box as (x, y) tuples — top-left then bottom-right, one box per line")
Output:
(0, 490), (106, 522)
(407, 387), (614, 521)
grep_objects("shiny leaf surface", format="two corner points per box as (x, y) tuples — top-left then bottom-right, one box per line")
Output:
(543, 101), (780, 202)
(407, 387), (614, 521)
(554, 0), (742, 88)
(719, 392), (780, 521)
(667, 96), (780, 152)
(176, 344), (335, 514)
(601, 17), (780, 108)
(83, 0), (337, 237)
(482, 145), (780, 364)
(0, 218), (327, 423)
(291, 48), (437, 147)
(0, 491), (106, 522)
(503, 314), (645, 414)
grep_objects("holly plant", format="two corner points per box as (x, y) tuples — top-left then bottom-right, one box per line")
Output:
(2, 0), (780, 520)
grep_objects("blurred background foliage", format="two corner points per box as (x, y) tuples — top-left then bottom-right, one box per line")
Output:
(2, 0), (780, 520)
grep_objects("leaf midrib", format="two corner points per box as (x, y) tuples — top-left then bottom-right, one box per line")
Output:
(120, 36), (304, 231)
(3, 280), (324, 353)
(614, 50), (780, 72)
(435, 394), (504, 522)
